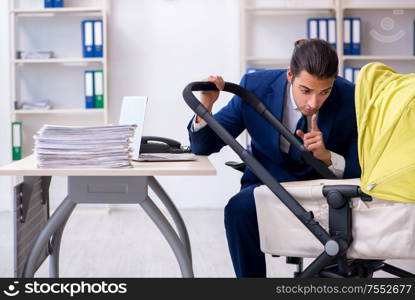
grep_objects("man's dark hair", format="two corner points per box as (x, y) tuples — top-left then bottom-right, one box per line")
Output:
(290, 38), (338, 79)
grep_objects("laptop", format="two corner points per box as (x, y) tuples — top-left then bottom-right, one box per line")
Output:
(118, 96), (196, 162)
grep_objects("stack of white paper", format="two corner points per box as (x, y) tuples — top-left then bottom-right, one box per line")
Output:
(34, 125), (137, 168)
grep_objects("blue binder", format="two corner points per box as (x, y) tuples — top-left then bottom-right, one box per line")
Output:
(93, 20), (103, 57)
(307, 18), (318, 39)
(353, 67), (361, 83)
(84, 71), (95, 108)
(343, 66), (353, 83)
(53, 0), (64, 7)
(82, 20), (95, 58)
(44, 0), (54, 8)
(351, 18), (361, 55)
(343, 18), (352, 55)
(327, 18), (337, 49)
(318, 18), (328, 41)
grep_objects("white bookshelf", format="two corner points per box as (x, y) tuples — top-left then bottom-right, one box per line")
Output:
(239, 0), (415, 147)
(240, 0), (415, 76)
(11, 7), (104, 14)
(344, 55), (415, 61)
(341, 5), (415, 10)
(240, 0), (337, 73)
(13, 108), (106, 115)
(12, 58), (105, 64)
(9, 0), (109, 159)
(245, 57), (290, 62)
(244, 7), (334, 13)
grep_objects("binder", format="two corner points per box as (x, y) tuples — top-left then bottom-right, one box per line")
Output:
(352, 18), (361, 55)
(328, 18), (337, 49)
(53, 0), (64, 7)
(12, 122), (22, 161)
(353, 68), (361, 83)
(84, 71), (95, 108)
(343, 18), (352, 55)
(307, 18), (318, 39)
(82, 20), (94, 58)
(93, 70), (104, 108)
(344, 66), (353, 83)
(94, 20), (103, 57)
(318, 18), (328, 41)
(44, 0), (54, 8)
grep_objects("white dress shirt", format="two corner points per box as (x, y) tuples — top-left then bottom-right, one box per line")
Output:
(191, 84), (345, 178)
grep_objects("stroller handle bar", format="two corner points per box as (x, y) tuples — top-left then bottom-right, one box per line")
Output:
(183, 81), (334, 245)
(183, 81), (337, 179)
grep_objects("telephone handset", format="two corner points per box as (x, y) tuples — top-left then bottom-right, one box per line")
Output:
(140, 136), (190, 153)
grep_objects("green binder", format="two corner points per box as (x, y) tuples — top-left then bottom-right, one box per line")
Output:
(93, 70), (104, 108)
(12, 122), (22, 161)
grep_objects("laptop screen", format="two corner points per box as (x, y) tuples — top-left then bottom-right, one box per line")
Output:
(118, 96), (148, 159)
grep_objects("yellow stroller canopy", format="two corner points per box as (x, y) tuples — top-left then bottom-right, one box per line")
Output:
(356, 62), (415, 203)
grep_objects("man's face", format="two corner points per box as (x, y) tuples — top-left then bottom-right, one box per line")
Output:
(287, 69), (335, 116)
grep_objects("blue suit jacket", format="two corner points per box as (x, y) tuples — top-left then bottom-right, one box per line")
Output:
(188, 69), (361, 186)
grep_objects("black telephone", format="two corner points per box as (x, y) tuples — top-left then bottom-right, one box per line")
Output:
(140, 136), (191, 153)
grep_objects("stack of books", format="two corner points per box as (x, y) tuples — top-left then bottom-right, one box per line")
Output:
(15, 100), (53, 110)
(16, 50), (54, 59)
(34, 125), (137, 168)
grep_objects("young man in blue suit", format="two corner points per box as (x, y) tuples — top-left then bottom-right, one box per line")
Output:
(187, 39), (361, 277)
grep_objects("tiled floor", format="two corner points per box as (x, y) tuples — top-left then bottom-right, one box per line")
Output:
(1, 209), (414, 278)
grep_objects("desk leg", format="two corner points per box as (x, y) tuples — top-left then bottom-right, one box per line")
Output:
(23, 196), (76, 278)
(148, 176), (192, 264)
(49, 208), (73, 278)
(141, 196), (194, 278)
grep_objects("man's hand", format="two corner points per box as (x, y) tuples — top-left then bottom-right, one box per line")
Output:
(296, 114), (332, 166)
(196, 75), (225, 123)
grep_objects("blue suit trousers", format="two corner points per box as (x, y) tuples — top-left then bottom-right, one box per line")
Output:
(224, 183), (266, 277)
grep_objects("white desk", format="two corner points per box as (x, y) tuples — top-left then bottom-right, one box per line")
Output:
(0, 154), (216, 278)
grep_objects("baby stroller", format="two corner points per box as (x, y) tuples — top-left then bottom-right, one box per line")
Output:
(182, 64), (415, 278)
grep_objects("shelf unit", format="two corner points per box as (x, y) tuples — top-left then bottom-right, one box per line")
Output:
(13, 108), (106, 115)
(9, 0), (109, 159)
(12, 58), (105, 64)
(341, 2), (415, 75)
(239, 0), (415, 147)
(240, 0), (337, 72)
(240, 0), (415, 76)
(343, 55), (415, 61)
(11, 7), (104, 14)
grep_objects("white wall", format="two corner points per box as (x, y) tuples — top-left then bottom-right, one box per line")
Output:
(107, 0), (242, 209)
(0, 1), (12, 211)
(0, 0), (244, 211)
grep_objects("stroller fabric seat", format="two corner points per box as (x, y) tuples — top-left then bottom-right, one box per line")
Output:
(254, 178), (415, 259)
